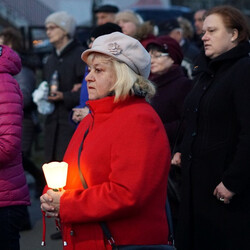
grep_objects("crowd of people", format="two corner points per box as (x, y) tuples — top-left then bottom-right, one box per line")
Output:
(0, 3), (249, 250)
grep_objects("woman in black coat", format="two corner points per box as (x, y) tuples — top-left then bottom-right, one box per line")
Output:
(145, 36), (192, 229)
(175, 6), (250, 250)
(145, 35), (192, 148)
(43, 11), (85, 162)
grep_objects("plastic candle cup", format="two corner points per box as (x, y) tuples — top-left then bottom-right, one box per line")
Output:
(42, 161), (68, 191)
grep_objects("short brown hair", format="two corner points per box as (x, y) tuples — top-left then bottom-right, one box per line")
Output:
(205, 5), (250, 43)
(0, 27), (23, 52)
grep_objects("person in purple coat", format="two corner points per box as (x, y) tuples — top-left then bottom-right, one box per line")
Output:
(0, 45), (30, 249)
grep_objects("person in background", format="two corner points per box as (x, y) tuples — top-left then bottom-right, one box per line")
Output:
(72, 22), (122, 124)
(40, 32), (171, 249)
(175, 6), (250, 250)
(158, 18), (200, 79)
(44, 12), (86, 240)
(115, 10), (156, 48)
(0, 27), (45, 200)
(193, 9), (207, 49)
(0, 44), (31, 249)
(178, 16), (201, 77)
(145, 35), (192, 154)
(94, 4), (119, 26)
(145, 35), (192, 230)
(43, 11), (85, 163)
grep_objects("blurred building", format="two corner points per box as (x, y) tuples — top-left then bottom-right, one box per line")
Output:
(0, 0), (52, 28)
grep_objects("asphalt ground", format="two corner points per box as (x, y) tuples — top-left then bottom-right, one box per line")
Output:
(20, 175), (62, 250)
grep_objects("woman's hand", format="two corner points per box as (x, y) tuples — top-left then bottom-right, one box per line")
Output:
(40, 189), (65, 217)
(171, 152), (181, 166)
(48, 91), (64, 102)
(72, 107), (89, 123)
(213, 182), (235, 204)
(71, 83), (82, 92)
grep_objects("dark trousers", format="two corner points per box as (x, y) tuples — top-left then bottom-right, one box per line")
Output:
(0, 205), (28, 250)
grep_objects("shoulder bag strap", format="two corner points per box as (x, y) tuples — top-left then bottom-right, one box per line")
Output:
(77, 128), (175, 247)
(77, 128), (116, 248)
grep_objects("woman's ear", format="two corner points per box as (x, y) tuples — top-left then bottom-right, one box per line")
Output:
(231, 28), (239, 42)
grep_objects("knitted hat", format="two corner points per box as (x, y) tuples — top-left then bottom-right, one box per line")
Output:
(81, 32), (151, 78)
(90, 23), (122, 39)
(45, 11), (76, 37)
(94, 4), (119, 14)
(115, 11), (143, 27)
(145, 35), (183, 65)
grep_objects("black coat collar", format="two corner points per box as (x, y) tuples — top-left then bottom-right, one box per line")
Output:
(193, 41), (250, 76)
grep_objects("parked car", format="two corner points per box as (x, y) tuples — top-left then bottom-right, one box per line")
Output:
(132, 5), (194, 26)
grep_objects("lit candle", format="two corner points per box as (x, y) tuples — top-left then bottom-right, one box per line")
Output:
(42, 161), (68, 191)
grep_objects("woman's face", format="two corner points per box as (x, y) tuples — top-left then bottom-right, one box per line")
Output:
(46, 23), (67, 45)
(149, 50), (174, 75)
(116, 20), (137, 37)
(202, 14), (238, 59)
(85, 55), (117, 100)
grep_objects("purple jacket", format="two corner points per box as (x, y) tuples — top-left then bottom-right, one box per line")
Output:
(0, 45), (30, 207)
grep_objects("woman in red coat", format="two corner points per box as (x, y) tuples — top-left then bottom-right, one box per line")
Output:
(40, 32), (171, 249)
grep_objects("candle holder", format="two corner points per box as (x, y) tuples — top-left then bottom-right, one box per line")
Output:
(42, 161), (68, 191)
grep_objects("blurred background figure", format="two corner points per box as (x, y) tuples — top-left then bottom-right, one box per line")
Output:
(146, 35), (192, 151)
(0, 27), (45, 200)
(43, 10), (85, 240)
(158, 18), (200, 79)
(193, 9), (207, 48)
(115, 10), (156, 47)
(43, 11), (85, 163)
(94, 4), (119, 26)
(145, 36), (192, 230)
(72, 22), (122, 124)
(0, 44), (31, 248)
(178, 16), (200, 78)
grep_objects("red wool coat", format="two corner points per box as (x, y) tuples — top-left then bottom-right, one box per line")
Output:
(59, 96), (171, 249)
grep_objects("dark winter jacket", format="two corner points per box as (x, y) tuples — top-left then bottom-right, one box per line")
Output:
(43, 39), (86, 162)
(181, 39), (200, 79)
(0, 45), (30, 207)
(149, 65), (192, 148)
(176, 41), (250, 250)
(14, 54), (38, 155)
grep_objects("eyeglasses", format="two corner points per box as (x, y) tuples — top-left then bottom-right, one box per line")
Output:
(45, 25), (60, 32)
(150, 53), (169, 59)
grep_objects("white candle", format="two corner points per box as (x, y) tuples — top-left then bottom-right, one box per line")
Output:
(42, 161), (68, 190)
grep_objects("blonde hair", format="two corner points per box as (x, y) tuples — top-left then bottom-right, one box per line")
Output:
(115, 10), (143, 27)
(87, 52), (156, 102)
(177, 17), (194, 40)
